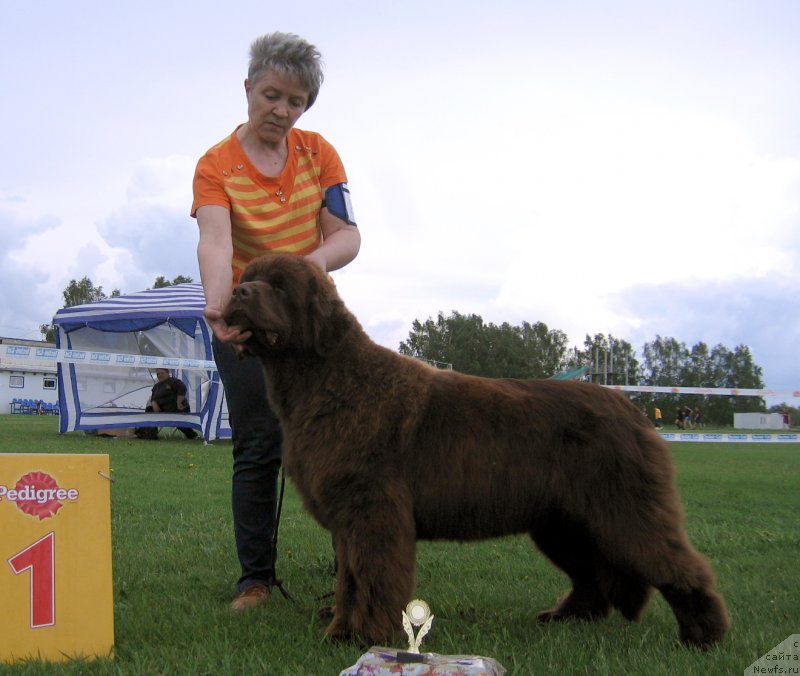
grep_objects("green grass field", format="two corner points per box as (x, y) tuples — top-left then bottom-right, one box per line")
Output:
(0, 416), (797, 675)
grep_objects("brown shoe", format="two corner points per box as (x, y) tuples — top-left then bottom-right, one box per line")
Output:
(230, 583), (270, 611)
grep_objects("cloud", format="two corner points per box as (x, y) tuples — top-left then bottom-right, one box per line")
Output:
(0, 154), (201, 338)
(124, 155), (196, 209)
(97, 204), (200, 290)
(0, 191), (24, 204)
(96, 155), (200, 291)
(613, 276), (800, 392)
(0, 210), (73, 336)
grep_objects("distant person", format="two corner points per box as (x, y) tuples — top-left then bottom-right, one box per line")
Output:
(782, 409), (791, 430)
(654, 407), (663, 429)
(693, 407), (703, 429)
(140, 368), (198, 440)
(682, 405), (693, 430)
(36, 400), (44, 415)
(675, 407), (686, 430)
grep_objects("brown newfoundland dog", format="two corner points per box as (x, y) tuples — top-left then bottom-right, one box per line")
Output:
(222, 253), (729, 649)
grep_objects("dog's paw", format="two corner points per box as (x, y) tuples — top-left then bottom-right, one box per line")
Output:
(324, 620), (366, 646)
(317, 604), (335, 621)
(536, 608), (563, 622)
(536, 603), (611, 623)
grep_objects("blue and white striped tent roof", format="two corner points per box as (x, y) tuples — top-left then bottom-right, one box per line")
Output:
(53, 283), (207, 335)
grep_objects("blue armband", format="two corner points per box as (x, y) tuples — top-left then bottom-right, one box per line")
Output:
(323, 183), (357, 226)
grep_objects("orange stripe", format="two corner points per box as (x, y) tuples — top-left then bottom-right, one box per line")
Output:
(235, 230), (320, 257)
(236, 225), (318, 245)
(232, 235), (321, 284)
(232, 191), (321, 217)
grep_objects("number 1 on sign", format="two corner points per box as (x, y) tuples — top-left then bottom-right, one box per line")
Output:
(7, 532), (56, 628)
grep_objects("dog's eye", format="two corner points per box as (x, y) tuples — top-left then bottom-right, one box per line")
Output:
(271, 286), (288, 302)
(266, 274), (289, 292)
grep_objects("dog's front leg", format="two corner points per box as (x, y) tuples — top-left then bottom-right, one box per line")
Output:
(324, 481), (417, 645)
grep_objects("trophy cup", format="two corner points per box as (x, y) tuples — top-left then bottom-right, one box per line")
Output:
(401, 599), (434, 655)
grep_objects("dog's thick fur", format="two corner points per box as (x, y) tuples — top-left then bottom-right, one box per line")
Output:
(223, 253), (729, 648)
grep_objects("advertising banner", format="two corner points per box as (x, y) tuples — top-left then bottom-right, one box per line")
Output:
(0, 454), (114, 663)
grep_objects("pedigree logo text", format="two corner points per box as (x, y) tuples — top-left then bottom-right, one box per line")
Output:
(0, 471), (79, 520)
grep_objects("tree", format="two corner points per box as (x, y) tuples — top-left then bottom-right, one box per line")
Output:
(398, 311), (568, 378)
(152, 275), (194, 288)
(39, 323), (56, 343)
(61, 277), (119, 307)
(639, 336), (691, 422)
(399, 311), (488, 374)
(566, 333), (639, 386)
(702, 344), (764, 423)
(637, 337), (765, 426)
(518, 320), (570, 378)
(40, 277), (119, 342)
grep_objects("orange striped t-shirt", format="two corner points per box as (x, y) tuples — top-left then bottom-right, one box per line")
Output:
(191, 126), (348, 284)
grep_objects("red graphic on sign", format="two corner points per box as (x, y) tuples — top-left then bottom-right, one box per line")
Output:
(13, 472), (64, 520)
(0, 471), (79, 520)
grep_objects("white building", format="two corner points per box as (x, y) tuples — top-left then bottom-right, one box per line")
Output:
(733, 412), (785, 430)
(0, 337), (59, 414)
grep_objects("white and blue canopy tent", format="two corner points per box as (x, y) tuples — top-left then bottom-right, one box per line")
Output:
(53, 283), (230, 441)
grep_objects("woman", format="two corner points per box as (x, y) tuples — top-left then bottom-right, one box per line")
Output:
(192, 32), (360, 610)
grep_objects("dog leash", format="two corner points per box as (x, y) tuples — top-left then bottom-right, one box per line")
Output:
(269, 467), (337, 605)
(268, 467), (294, 601)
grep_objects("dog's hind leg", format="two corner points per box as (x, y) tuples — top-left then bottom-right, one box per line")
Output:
(658, 581), (729, 649)
(595, 564), (652, 621)
(531, 512), (612, 622)
(324, 480), (417, 645)
(591, 493), (729, 648)
(619, 538), (727, 648)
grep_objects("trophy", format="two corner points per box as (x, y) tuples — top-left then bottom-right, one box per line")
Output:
(341, 598), (507, 674)
(401, 599), (434, 654)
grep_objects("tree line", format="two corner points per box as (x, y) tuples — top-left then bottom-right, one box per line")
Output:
(39, 286), (793, 427)
(398, 311), (789, 427)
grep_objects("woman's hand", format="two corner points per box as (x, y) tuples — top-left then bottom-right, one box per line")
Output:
(304, 248), (328, 272)
(305, 216), (360, 273)
(204, 305), (252, 346)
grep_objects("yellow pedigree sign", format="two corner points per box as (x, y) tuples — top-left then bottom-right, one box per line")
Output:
(0, 454), (114, 663)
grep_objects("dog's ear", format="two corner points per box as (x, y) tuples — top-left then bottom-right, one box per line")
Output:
(307, 274), (348, 357)
(238, 258), (261, 283)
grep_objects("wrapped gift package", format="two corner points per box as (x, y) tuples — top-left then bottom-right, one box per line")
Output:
(340, 647), (506, 676)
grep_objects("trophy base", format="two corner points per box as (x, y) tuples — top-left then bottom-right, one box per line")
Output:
(396, 650), (427, 664)
(340, 646), (507, 675)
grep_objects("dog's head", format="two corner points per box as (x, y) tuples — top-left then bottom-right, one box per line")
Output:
(222, 253), (352, 359)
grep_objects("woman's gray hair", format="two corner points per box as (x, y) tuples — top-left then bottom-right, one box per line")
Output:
(248, 32), (324, 109)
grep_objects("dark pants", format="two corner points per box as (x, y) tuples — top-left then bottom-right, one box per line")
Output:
(213, 337), (282, 593)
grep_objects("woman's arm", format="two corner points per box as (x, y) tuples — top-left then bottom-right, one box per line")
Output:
(305, 207), (361, 272)
(196, 205), (251, 343)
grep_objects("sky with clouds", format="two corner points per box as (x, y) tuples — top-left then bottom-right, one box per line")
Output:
(1, 0), (798, 402)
